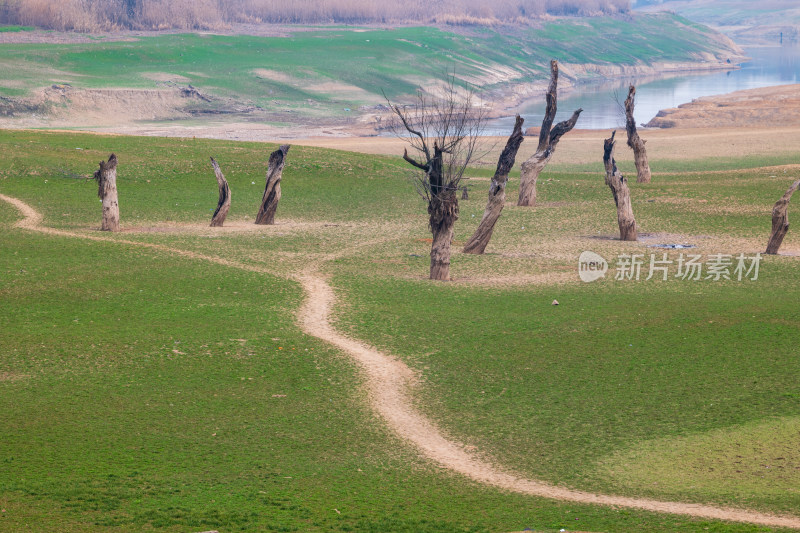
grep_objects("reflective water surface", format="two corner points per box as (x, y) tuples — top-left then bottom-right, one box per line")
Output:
(486, 45), (800, 134)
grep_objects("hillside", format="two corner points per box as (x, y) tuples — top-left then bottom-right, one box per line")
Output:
(635, 0), (800, 44)
(0, 13), (743, 137)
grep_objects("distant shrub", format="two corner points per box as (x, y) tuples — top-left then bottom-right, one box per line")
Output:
(0, 0), (631, 31)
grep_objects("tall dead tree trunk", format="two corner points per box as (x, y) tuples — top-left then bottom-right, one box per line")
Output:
(603, 131), (637, 241)
(765, 179), (800, 254)
(209, 157), (231, 227)
(94, 153), (120, 232)
(255, 144), (290, 225)
(463, 115), (525, 254)
(518, 59), (582, 206)
(414, 143), (459, 280)
(625, 85), (652, 184)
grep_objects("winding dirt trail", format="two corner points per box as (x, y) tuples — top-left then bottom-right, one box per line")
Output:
(3, 193), (800, 530)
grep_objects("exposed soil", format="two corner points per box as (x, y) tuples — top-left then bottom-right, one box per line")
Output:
(290, 125), (800, 169)
(2, 191), (800, 529)
(0, 24), (744, 140)
(647, 84), (800, 128)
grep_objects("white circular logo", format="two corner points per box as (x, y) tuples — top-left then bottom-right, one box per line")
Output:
(579, 251), (608, 283)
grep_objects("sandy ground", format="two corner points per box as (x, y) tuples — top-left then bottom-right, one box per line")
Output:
(2, 191), (800, 529)
(289, 125), (800, 167)
(647, 84), (800, 128)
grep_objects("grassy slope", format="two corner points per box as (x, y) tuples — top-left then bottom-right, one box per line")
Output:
(0, 128), (798, 531)
(637, 0), (800, 27)
(0, 13), (736, 116)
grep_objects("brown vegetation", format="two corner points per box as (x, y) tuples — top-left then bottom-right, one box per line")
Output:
(0, 0), (630, 31)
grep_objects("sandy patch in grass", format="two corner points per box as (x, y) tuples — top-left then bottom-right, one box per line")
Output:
(253, 69), (371, 98)
(0, 372), (28, 382)
(306, 81), (371, 97)
(253, 68), (296, 84)
(141, 72), (192, 83)
(290, 125), (800, 168)
(119, 219), (363, 236)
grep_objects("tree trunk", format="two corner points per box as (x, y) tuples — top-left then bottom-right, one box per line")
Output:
(518, 59), (582, 206)
(255, 144), (290, 225)
(603, 132), (637, 241)
(463, 115), (525, 254)
(209, 157), (231, 227)
(94, 153), (120, 232)
(625, 85), (652, 184)
(765, 179), (800, 254)
(429, 190), (458, 281)
(425, 143), (458, 281)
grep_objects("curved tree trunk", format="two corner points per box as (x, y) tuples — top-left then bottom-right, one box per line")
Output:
(256, 144), (290, 225)
(463, 115), (525, 254)
(603, 131), (637, 241)
(518, 60), (582, 206)
(625, 85), (652, 184)
(94, 153), (120, 232)
(209, 157), (231, 227)
(765, 179), (800, 254)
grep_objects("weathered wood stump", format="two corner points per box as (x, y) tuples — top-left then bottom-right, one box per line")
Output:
(463, 115), (525, 254)
(256, 144), (290, 225)
(94, 153), (120, 232)
(518, 59), (582, 206)
(603, 131), (637, 241)
(209, 157), (231, 227)
(766, 179), (800, 254)
(625, 85), (652, 184)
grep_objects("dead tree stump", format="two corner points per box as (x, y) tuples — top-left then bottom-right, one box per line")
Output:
(94, 153), (120, 232)
(256, 144), (290, 225)
(603, 131), (637, 241)
(429, 188), (458, 280)
(518, 59), (582, 206)
(463, 115), (525, 254)
(209, 157), (231, 227)
(766, 179), (800, 254)
(625, 85), (652, 184)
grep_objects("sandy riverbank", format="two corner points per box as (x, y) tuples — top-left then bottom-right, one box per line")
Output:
(647, 84), (800, 128)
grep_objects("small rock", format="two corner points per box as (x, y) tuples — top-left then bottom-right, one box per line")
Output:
(552, 299), (559, 306)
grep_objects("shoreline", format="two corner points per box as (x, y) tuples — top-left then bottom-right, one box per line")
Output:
(0, 59), (743, 142)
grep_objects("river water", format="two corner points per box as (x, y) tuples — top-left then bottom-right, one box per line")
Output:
(486, 45), (800, 134)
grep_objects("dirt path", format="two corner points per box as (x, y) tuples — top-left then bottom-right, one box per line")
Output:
(2, 193), (799, 530)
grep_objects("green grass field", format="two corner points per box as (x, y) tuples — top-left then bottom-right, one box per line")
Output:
(0, 13), (738, 119)
(1, 128), (799, 532)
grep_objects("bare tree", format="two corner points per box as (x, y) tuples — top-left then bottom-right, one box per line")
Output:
(518, 60), (582, 206)
(766, 179), (800, 254)
(209, 157), (231, 227)
(603, 131), (637, 241)
(625, 85), (651, 183)
(463, 115), (525, 254)
(255, 144), (290, 225)
(387, 78), (487, 280)
(94, 153), (120, 232)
